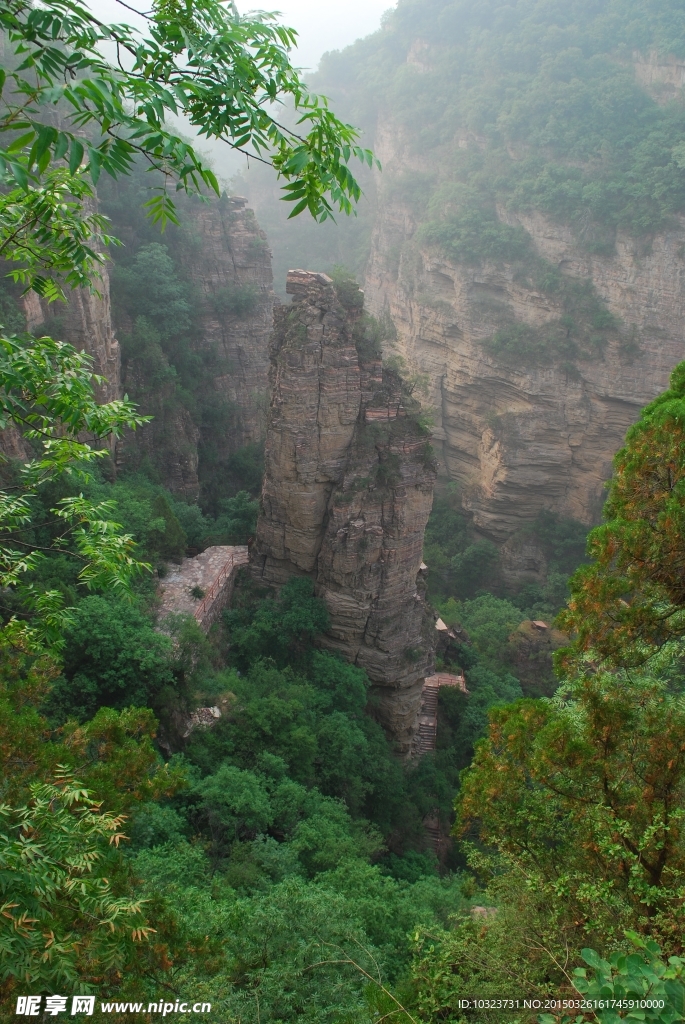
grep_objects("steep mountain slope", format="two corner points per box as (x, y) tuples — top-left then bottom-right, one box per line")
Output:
(19, 186), (274, 505)
(247, 0), (685, 579)
(111, 193), (274, 501)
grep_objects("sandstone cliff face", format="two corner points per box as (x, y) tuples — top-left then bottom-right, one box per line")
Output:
(18, 256), (121, 461)
(2, 191), (273, 496)
(365, 123), (685, 581)
(119, 194), (273, 498)
(188, 195), (273, 454)
(251, 270), (436, 752)
(24, 266), (120, 406)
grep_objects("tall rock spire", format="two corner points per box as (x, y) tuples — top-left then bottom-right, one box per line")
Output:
(251, 269), (436, 753)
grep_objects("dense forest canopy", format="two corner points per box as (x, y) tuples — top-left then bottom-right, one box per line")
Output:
(3, 0), (685, 1021)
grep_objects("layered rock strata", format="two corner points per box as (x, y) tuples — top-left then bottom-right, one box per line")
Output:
(365, 128), (685, 580)
(16, 261), (120, 461)
(120, 195), (274, 497)
(25, 284), (120, 404)
(251, 269), (437, 752)
(189, 195), (274, 454)
(2, 194), (273, 493)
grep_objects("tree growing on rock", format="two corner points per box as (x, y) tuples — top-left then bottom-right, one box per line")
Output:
(558, 360), (685, 671)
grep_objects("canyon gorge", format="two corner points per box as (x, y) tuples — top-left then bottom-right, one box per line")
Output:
(243, 10), (685, 586)
(9, 1), (685, 1013)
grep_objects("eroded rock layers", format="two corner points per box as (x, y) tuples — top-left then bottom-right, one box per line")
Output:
(121, 195), (274, 498)
(188, 195), (274, 455)
(251, 270), (436, 752)
(366, 147), (685, 581)
(363, 52), (685, 582)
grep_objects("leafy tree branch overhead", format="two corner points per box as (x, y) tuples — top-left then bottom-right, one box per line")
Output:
(0, 0), (377, 298)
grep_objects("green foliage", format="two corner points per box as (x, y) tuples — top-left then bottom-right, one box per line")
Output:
(559, 359), (685, 672)
(445, 594), (524, 670)
(0, 171), (115, 302)
(449, 540), (500, 594)
(198, 441), (266, 518)
(0, 773), (149, 991)
(210, 282), (259, 318)
(533, 509), (590, 578)
(0, 284), (26, 335)
(194, 764), (274, 846)
(148, 493), (187, 563)
(0, 334), (149, 653)
(320, 0), (685, 248)
(550, 936), (685, 1024)
(128, 802), (188, 851)
(331, 265), (365, 310)
(0, 0), (374, 302)
(482, 267), (620, 365)
(423, 488), (519, 603)
(458, 671), (685, 963)
(419, 206), (533, 266)
(45, 597), (174, 722)
(439, 666), (523, 767)
(114, 244), (194, 340)
(108, 225), (267, 510)
(205, 491), (259, 545)
(225, 577), (331, 671)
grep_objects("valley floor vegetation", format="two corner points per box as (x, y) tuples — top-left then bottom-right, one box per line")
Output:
(6, 334), (685, 1024)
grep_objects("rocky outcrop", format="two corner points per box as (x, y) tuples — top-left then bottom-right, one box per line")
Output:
(119, 195), (274, 498)
(506, 619), (567, 698)
(365, 126), (685, 577)
(23, 249), (120, 407)
(16, 257), (121, 461)
(633, 50), (685, 104)
(251, 270), (436, 752)
(189, 195), (273, 454)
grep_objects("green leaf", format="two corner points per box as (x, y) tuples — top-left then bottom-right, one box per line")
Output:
(87, 146), (101, 185)
(69, 138), (84, 175)
(54, 132), (69, 161)
(34, 125), (56, 162)
(287, 196), (311, 218)
(6, 130), (36, 154)
(582, 948), (608, 970)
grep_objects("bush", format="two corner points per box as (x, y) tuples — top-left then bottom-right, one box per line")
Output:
(224, 577), (330, 670)
(205, 490), (259, 544)
(210, 282), (259, 318)
(46, 596), (174, 721)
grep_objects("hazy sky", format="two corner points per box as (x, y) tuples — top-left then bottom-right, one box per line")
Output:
(250, 0), (393, 71)
(92, 0), (394, 72)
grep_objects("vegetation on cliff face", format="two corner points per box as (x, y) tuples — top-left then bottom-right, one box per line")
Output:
(404, 360), (685, 1018)
(559, 359), (685, 672)
(246, 0), (685, 276)
(97, 164), (270, 510)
